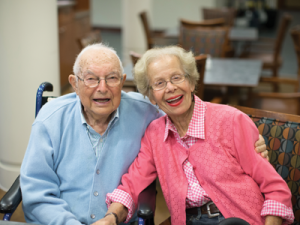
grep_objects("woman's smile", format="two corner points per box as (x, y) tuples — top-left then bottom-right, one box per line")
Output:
(166, 95), (184, 106)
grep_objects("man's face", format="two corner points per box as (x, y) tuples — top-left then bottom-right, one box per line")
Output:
(69, 49), (126, 122)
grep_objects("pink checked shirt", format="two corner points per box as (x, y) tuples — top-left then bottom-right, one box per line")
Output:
(106, 96), (294, 224)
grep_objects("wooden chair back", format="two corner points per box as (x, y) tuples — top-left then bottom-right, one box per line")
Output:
(139, 11), (154, 49)
(202, 8), (236, 27)
(273, 14), (292, 62)
(291, 25), (300, 81)
(194, 54), (207, 100)
(233, 105), (300, 223)
(130, 51), (142, 66)
(179, 25), (229, 58)
(180, 18), (226, 28)
(250, 24), (300, 115)
(77, 30), (101, 50)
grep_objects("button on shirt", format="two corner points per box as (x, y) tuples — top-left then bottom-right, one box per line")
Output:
(106, 96), (294, 224)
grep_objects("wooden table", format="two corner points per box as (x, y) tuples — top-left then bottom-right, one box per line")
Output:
(204, 58), (262, 87)
(123, 58), (262, 88)
(164, 27), (258, 42)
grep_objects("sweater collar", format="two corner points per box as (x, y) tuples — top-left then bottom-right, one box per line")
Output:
(76, 95), (119, 126)
(163, 95), (206, 141)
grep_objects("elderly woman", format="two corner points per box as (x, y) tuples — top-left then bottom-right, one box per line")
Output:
(101, 46), (294, 225)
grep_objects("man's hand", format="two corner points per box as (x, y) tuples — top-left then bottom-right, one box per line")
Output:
(255, 134), (268, 161)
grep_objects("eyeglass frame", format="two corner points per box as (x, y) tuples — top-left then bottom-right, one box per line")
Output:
(149, 73), (189, 91)
(76, 72), (123, 88)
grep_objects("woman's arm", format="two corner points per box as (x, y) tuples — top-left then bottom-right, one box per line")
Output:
(232, 111), (294, 224)
(92, 203), (128, 225)
(104, 127), (158, 223)
(265, 215), (283, 225)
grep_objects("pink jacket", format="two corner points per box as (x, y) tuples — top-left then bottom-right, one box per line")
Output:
(118, 103), (292, 225)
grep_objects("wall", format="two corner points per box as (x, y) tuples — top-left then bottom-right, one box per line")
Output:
(152, 0), (218, 29)
(91, 0), (122, 28)
(0, 0), (60, 190)
(91, 0), (219, 29)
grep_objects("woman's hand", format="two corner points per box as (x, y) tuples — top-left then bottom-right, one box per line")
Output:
(91, 202), (128, 225)
(264, 215), (282, 225)
(91, 214), (116, 225)
(255, 134), (268, 161)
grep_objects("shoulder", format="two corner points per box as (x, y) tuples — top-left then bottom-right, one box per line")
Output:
(146, 115), (166, 132)
(204, 103), (252, 129)
(205, 102), (243, 118)
(121, 91), (152, 105)
(34, 92), (79, 123)
(120, 91), (163, 115)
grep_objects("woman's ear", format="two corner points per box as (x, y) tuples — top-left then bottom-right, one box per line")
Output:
(150, 98), (156, 105)
(148, 91), (157, 105)
(190, 83), (195, 93)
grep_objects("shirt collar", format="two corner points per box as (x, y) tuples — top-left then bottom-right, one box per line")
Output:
(163, 95), (206, 141)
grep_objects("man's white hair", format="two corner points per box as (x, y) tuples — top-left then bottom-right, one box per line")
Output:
(73, 43), (124, 77)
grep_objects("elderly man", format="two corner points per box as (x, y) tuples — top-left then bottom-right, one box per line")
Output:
(20, 43), (267, 225)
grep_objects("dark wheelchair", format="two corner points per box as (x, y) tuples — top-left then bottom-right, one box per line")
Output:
(1, 82), (283, 225)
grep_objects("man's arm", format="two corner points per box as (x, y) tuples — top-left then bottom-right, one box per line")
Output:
(20, 122), (82, 225)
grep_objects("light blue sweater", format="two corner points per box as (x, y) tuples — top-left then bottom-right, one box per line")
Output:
(20, 91), (163, 225)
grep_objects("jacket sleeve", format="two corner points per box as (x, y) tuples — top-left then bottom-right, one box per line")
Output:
(232, 110), (293, 209)
(20, 121), (82, 225)
(117, 126), (158, 212)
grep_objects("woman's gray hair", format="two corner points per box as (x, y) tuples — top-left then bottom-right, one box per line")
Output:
(73, 43), (124, 80)
(133, 46), (199, 97)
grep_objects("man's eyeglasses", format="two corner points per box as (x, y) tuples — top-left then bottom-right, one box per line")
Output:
(150, 74), (188, 91)
(77, 73), (123, 88)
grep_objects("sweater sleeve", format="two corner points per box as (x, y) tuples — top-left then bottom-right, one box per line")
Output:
(115, 127), (158, 214)
(232, 110), (294, 223)
(20, 122), (82, 225)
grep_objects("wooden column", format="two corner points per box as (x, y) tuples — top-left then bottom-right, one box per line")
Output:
(0, 0), (60, 190)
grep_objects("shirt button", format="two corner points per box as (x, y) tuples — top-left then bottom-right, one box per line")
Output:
(96, 170), (100, 175)
(91, 214), (95, 219)
(100, 139), (103, 143)
(94, 191), (98, 196)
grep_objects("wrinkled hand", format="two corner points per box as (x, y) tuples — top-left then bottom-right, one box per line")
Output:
(91, 214), (116, 225)
(255, 134), (268, 161)
(265, 215), (282, 225)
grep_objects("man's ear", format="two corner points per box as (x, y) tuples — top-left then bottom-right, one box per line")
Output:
(69, 75), (78, 94)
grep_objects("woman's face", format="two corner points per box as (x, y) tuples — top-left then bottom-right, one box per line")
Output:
(147, 55), (195, 120)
